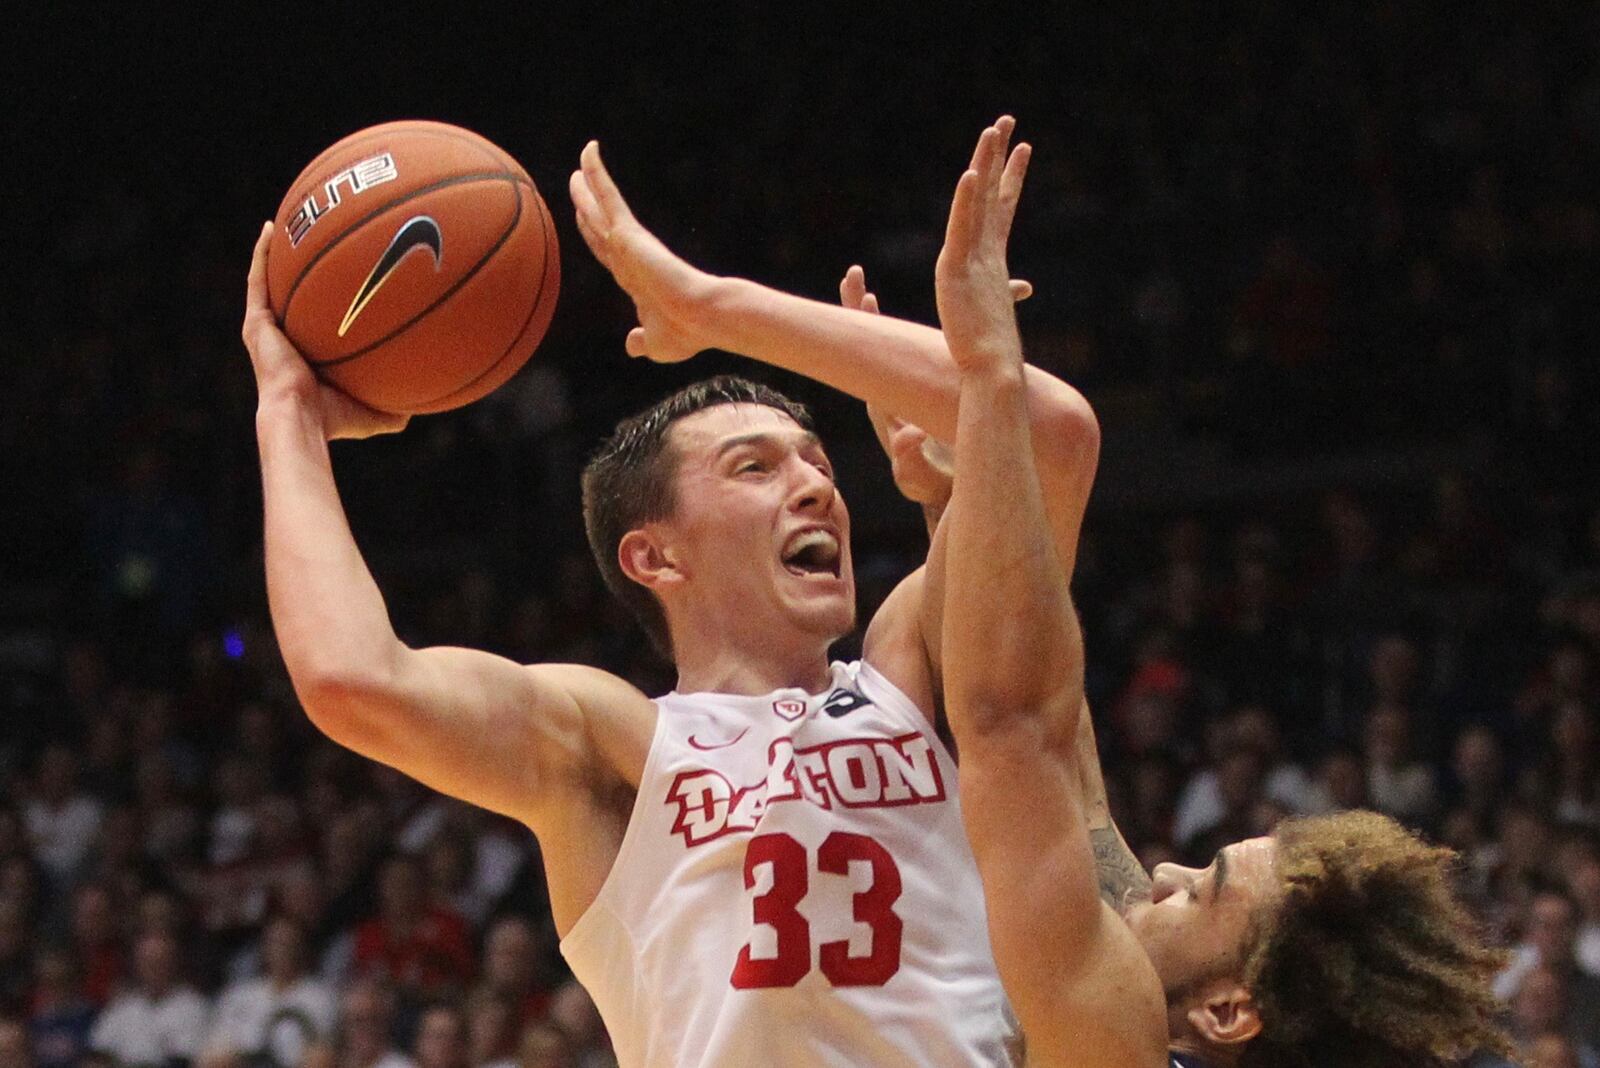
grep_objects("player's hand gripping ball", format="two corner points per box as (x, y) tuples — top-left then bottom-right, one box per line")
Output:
(266, 120), (560, 414)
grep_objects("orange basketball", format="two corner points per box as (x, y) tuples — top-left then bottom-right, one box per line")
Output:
(266, 120), (559, 415)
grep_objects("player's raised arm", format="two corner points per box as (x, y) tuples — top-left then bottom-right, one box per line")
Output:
(570, 140), (1098, 579)
(242, 223), (651, 855)
(933, 124), (1167, 1068)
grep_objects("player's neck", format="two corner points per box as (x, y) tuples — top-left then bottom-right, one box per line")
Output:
(672, 633), (833, 697)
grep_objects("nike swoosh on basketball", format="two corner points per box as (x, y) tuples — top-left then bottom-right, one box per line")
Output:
(688, 727), (750, 752)
(337, 215), (444, 337)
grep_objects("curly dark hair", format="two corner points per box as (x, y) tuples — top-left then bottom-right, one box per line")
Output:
(1239, 810), (1514, 1068)
(580, 375), (813, 658)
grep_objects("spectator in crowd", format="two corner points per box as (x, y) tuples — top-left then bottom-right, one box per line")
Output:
(1573, 856), (1600, 975)
(207, 753), (267, 868)
(0, 1016), (33, 1068)
(463, 989), (516, 1068)
(88, 928), (209, 1067)
(1304, 745), (1368, 815)
(1172, 704), (1315, 848)
(328, 978), (413, 1068)
(411, 1002), (469, 1068)
(1545, 703), (1600, 826)
(1444, 724), (1511, 831)
(1363, 701), (1439, 825)
(68, 883), (122, 1008)
(475, 916), (547, 1028)
(1509, 966), (1600, 1067)
(27, 947), (95, 1068)
(23, 746), (103, 888)
(546, 981), (614, 1068)
(0, 897), (32, 1006)
(1497, 889), (1600, 1049)
(352, 854), (474, 1001)
(1524, 1032), (1594, 1068)
(199, 915), (337, 1068)
(515, 1022), (575, 1068)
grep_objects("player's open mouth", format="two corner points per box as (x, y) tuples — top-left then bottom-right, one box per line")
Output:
(781, 528), (842, 579)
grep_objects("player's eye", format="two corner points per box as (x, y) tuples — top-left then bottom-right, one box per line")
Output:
(736, 460), (767, 476)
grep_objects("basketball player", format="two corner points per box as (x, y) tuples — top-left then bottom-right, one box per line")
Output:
(917, 123), (1515, 1068)
(242, 116), (1098, 1065)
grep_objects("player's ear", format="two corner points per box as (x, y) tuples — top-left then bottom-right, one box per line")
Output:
(618, 527), (684, 593)
(1186, 981), (1262, 1047)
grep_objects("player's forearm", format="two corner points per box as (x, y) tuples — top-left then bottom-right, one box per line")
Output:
(1074, 705), (1153, 911)
(255, 397), (406, 720)
(941, 367), (1084, 737)
(706, 277), (1097, 476)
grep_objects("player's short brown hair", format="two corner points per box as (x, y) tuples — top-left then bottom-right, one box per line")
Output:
(581, 375), (813, 657)
(1239, 810), (1513, 1068)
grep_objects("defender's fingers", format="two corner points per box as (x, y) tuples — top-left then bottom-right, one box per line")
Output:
(840, 264), (867, 308)
(965, 123), (999, 175)
(994, 115), (1016, 151)
(579, 141), (634, 224)
(861, 291), (880, 315)
(942, 169), (982, 258)
(1009, 279), (1034, 302)
(994, 142), (1032, 244)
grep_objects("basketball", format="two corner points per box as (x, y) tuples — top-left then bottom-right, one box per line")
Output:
(265, 120), (560, 415)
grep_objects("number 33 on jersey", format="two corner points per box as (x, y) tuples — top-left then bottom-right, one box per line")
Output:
(561, 660), (1022, 1067)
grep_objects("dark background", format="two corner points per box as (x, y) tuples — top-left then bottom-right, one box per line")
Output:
(3, 2), (1599, 1064)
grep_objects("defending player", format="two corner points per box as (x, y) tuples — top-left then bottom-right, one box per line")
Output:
(243, 117), (1097, 1065)
(925, 124), (1514, 1068)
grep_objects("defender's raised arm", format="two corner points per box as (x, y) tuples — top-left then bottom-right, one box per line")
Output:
(931, 122), (1167, 1068)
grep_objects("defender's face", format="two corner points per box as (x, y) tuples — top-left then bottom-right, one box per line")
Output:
(1124, 836), (1280, 999)
(661, 404), (855, 645)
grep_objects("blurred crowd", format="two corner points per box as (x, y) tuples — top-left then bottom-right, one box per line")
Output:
(4, 3), (1599, 1067)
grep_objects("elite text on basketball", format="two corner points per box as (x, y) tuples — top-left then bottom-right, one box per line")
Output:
(286, 153), (400, 247)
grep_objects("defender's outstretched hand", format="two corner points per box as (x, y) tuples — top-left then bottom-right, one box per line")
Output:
(243, 223), (409, 440)
(935, 117), (1031, 376)
(571, 142), (718, 363)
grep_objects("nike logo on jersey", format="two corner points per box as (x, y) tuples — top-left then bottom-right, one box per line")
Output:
(821, 687), (873, 718)
(687, 726), (750, 752)
(337, 215), (443, 337)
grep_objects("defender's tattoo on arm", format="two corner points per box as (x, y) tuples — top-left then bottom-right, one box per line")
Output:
(1090, 826), (1153, 914)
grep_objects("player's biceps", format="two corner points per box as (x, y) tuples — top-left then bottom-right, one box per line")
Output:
(410, 652), (587, 772)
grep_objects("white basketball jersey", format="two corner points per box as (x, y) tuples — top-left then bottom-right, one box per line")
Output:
(561, 660), (1022, 1067)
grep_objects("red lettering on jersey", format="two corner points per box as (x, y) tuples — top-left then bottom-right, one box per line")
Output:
(665, 733), (947, 847)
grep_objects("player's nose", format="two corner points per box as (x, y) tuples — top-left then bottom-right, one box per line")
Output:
(787, 459), (836, 514)
(1149, 863), (1190, 904)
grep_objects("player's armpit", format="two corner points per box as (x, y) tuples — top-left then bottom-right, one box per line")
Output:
(300, 648), (654, 830)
